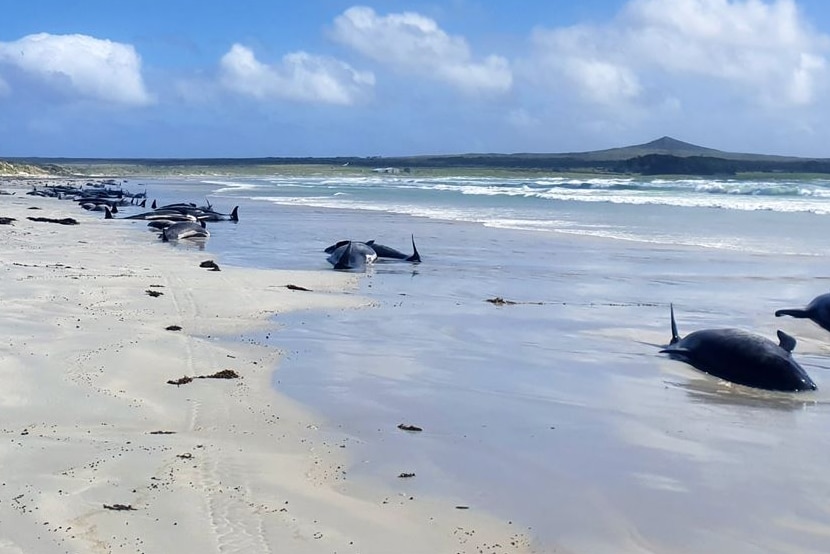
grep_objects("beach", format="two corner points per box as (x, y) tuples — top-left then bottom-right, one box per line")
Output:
(0, 179), (537, 554)
(5, 172), (830, 554)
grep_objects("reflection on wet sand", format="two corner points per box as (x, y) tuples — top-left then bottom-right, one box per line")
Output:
(669, 378), (823, 412)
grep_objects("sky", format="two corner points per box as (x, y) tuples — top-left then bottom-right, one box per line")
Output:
(2, 0), (830, 158)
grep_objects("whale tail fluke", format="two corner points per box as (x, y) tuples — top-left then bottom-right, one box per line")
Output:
(775, 308), (810, 319)
(407, 234), (421, 263)
(324, 240), (349, 254)
(230, 206), (239, 222)
(333, 242), (353, 270)
(669, 303), (680, 345)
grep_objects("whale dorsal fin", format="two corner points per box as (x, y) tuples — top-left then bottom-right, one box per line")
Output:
(777, 330), (796, 352)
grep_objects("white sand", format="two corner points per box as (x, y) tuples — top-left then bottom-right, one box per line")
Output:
(0, 181), (538, 554)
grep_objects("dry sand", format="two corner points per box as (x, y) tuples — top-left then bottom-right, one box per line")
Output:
(0, 181), (538, 554)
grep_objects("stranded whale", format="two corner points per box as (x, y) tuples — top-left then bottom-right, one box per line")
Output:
(161, 221), (209, 242)
(660, 305), (817, 392)
(775, 293), (830, 333)
(366, 235), (421, 262)
(324, 235), (421, 262)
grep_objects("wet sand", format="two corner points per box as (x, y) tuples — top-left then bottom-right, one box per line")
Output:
(0, 180), (538, 554)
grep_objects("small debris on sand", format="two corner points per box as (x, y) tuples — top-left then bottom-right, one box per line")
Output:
(201, 369), (240, 379)
(455, 505), (470, 510)
(486, 297), (516, 305)
(165, 325), (182, 331)
(103, 504), (136, 511)
(397, 424), (423, 432)
(199, 260), (221, 271)
(0, 217), (15, 225)
(398, 472), (416, 478)
(27, 216), (79, 225)
(286, 284), (312, 291)
(176, 453), (193, 459)
(486, 297), (545, 306)
(149, 430), (176, 435)
(146, 289), (164, 297)
(167, 369), (240, 386)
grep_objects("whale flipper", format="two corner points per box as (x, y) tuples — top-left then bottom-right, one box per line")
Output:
(775, 308), (810, 319)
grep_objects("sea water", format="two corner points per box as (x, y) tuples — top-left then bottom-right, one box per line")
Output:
(128, 173), (830, 553)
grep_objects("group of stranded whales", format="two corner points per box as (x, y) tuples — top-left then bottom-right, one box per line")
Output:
(28, 180), (830, 394)
(104, 201), (238, 242)
(324, 235), (421, 270)
(27, 180), (239, 243)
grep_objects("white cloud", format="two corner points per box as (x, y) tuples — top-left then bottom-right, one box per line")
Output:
(0, 75), (9, 97)
(330, 6), (512, 95)
(219, 44), (374, 105)
(530, 0), (829, 108)
(0, 33), (152, 106)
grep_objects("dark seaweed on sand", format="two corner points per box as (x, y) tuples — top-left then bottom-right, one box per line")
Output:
(103, 504), (136, 511)
(397, 423), (423, 432)
(286, 284), (312, 291)
(27, 216), (79, 225)
(167, 369), (240, 385)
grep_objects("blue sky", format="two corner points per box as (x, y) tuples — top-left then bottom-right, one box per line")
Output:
(2, 0), (830, 158)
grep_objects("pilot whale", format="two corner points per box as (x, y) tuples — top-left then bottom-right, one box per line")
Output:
(775, 293), (830, 333)
(324, 235), (421, 262)
(367, 235), (421, 262)
(660, 305), (817, 392)
(161, 220), (209, 242)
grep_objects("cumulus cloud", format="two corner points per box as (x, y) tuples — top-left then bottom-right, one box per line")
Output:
(330, 6), (512, 95)
(219, 44), (374, 105)
(530, 0), (829, 108)
(0, 33), (152, 106)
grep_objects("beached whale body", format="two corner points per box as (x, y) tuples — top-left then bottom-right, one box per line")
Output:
(366, 235), (421, 262)
(326, 241), (377, 270)
(775, 293), (830, 333)
(660, 305), (817, 392)
(161, 221), (209, 242)
(324, 235), (421, 263)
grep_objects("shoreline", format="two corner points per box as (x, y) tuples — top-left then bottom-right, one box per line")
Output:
(0, 180), (539, 554)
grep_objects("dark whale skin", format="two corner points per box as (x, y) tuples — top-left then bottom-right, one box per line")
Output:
(661, 307), (817, 392)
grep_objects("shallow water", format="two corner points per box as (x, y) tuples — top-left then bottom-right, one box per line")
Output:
(119, 176), (830, 553)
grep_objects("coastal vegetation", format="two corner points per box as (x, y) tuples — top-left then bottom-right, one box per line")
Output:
(4, 136), (830, 178)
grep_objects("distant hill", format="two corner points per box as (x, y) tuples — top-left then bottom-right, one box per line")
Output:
(3, 137), (829, 176)
(545, 136), (805, 162)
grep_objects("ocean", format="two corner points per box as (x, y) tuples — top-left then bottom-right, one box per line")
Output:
(120, 172), (830, 553)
